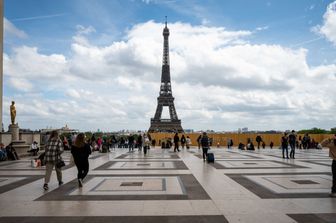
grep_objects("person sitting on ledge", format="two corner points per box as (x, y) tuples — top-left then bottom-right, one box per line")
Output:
(238, 142), (245, 150)
(27, 141), (39, 156)
(0, 143), (7, 161)
(247, 142), (255, 150)
(5, 143), (19, 160)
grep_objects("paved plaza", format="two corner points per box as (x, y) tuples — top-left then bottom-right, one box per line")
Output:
(0, 147), (335, 223)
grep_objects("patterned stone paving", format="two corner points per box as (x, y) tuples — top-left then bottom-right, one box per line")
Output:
(0, 147), (335, 223)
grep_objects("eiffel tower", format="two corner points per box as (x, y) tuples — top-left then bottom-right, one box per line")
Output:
(148, 19), (183, 133)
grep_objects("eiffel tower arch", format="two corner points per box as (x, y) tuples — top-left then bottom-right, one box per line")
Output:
(148, 19), (183, 133)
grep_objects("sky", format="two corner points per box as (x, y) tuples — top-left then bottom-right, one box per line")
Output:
(3, 0), (336, 132)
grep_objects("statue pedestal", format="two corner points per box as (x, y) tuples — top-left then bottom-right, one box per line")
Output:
(9, 124), (30, 156)
(9, 124), (19, 141)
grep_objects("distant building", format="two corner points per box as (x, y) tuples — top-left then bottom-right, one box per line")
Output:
(40, 124), (78, 134)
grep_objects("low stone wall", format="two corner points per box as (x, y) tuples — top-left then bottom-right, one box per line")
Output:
(0, 132), (41, 155)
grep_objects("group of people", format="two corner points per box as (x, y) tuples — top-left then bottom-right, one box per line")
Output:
(0, 142), (20, 161)
(281, 130), (297, 159)
(43, 130), (91, 190)
(60, 133), (154, 155)
(281, 131), (323, 159)
(173, 133), (192, 152)
(42, 130), (158, 190)
(237, 137), (269, 151)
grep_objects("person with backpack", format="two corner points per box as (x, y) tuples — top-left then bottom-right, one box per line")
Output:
(201, 132), (210, 161)
(303, 133), (310, 149)
(43, 130), (64, 191)
(71, 133), (91, 188)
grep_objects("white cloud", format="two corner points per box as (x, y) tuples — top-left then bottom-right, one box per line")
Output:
(255, 26), (269, 31)
(4, 46), (69, 80)
(8, 78), (33, 92)
(4, 18), (27, 38)
(76, 25), (96, 35)
(3, 21), (336, 131)
(141, 0), (154, 4)
(313, 1), (336, 45)
(66, 89), (81, 99)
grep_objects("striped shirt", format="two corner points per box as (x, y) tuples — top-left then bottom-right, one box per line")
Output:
(45, 138), (64, 162)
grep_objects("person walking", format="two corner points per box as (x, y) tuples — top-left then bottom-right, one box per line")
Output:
(303, 133), (310, 149)
(201, 132), (210, 161)
(71, 133), (91, 188)
(289, 130), (296, 159)
(143, 135), (150, 155)
(186, 136), (191, 149)
(256, 135), (262, 149)
(197, 134), (202, 149)
(227, 138), (231, 149)
(321, 137), (336, 197)
(173, 133), (180, 152)
(281, 132), (289, 159)
(181, 135), (186, 149)
(137, 134), (143, 152)
(128, 135), (135, 152)
(43, 130), (64, 191)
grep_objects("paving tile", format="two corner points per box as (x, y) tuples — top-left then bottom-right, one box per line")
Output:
(0, 148), (335, 222)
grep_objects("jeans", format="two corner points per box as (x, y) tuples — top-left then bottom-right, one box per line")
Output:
(129, 144), (134, 152)
(174, 143), (179, 152)
(202, 147), (209, 160)
(289, 142), (295, 158)
(282, 145), (288, 158)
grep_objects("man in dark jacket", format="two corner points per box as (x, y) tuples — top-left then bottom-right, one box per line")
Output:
(256, 135), (262, 149)
(173, 133), (180, 152)
(201, 132), (210, 161)
(289, 130), (296, 159)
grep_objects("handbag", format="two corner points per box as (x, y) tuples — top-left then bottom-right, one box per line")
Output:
(56, 159), (65, 168)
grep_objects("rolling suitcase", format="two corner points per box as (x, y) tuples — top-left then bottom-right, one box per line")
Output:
(207, 152), (214, 163)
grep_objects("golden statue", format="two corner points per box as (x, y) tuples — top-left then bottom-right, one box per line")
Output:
(10, 101), (16, 125)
